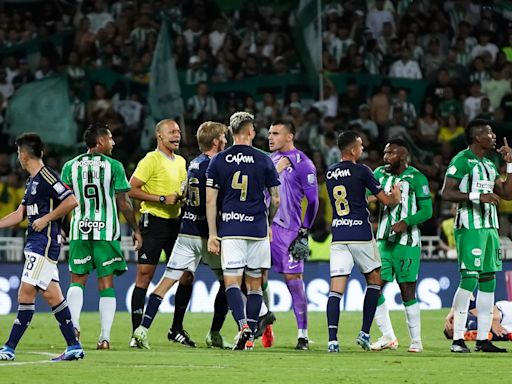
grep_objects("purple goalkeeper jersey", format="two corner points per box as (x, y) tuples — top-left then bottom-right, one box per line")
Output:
(270, 149), (318, 232)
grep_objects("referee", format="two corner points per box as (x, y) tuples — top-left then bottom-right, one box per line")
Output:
(128, 119), (187, 347)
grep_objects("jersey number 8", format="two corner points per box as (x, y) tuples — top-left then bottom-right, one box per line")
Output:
(333, 185), (350, 216)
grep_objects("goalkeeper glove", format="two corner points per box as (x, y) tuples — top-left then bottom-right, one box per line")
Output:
(288, 227), (310, 261)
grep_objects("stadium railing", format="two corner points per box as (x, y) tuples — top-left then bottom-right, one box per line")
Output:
(1, 235), (512, 263)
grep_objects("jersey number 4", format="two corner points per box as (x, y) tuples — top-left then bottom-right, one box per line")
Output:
(231, 171), (248, 201)
(333, 185), (350, 216)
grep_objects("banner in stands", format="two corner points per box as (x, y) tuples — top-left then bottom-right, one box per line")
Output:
(0, 262), (511, 314)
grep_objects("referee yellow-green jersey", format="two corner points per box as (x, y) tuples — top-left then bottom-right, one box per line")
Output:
(132, 150), (187, 219)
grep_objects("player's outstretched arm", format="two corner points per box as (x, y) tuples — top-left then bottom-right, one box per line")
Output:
(0, 204), (26, 228)
(375, 184), (401, 207)
(116, 192), (142, 250)
(206, 186), (220, 255)
(32, 195), (78, 232)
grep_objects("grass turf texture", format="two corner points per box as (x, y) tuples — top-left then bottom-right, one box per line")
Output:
(0, 310), (509, 383)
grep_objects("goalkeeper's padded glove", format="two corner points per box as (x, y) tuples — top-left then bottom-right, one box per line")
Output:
(288, 227), (310, 261)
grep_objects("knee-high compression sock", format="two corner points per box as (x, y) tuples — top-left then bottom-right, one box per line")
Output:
(476, 277), (496, 341)
(246, 289), (263, 333)
(404, 299), (421, 342)
(211, 282), (228, 332)
(66, 283), (84, 332)
(226, 284), (246, 329)
(374, 295), (396, 340)
(171, 283), (193, 331)
(327, 291), (342, 342)
(99, 287), (116, 342)
(131, 286), (147, 332)
(361, 285), (381, 334)
(53, 300), (80, 347)
(141, 293), (163, 329)
(6, 303), (35, 350)
(286, 279), (308, 337)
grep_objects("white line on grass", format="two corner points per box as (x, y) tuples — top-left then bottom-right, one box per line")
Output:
(130, 364), (229, 369)
(0, 360), (53, 367)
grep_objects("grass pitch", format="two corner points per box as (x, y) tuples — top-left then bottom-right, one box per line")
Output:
(0, 310), (509, 384)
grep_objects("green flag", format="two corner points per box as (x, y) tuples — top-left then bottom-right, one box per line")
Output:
(148, 18), (184, 120)
(6, 75), (77, 146)
(294, 0), (322, 91)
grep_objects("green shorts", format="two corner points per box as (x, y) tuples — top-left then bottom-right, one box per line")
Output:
(69, 240), (127, 277)
(455, 228), (502, 274)
(377, 240), (421, 283)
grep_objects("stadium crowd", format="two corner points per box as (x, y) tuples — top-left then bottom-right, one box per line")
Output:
(1, 0), (512, 242)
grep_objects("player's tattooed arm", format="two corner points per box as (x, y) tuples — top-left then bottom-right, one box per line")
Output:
(268, 186), (280, 224)
(116, 192), (142, 250)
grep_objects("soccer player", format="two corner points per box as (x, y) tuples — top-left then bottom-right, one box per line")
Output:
(370, 139), (432, 353)
(441, 119), (512, 353)
(444, 297), (512, 341)
(61, 123), (142, 350)
(265, 120), (318, 350)
(132, 121), (231, 349)
(206, 111), (280, 350)
(0, 133), (83, 362)
(325, 130), (400, 352)
(128, 119), (191, 347)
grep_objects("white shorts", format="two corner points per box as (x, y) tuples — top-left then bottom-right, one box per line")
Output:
(164, 236), (210, 279)
(21, 251), (59, 290)
(221, 238), (271, 271)
(330, 241), (381, 277)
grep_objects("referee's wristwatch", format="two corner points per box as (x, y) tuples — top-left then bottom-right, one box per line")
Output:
(159, 195), (166, 204)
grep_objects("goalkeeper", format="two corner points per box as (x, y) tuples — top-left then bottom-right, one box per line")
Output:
(262, 120), (319, 350)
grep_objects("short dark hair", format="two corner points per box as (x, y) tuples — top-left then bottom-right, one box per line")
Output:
(15, 132), (43, 159)
(83, 122), (110, 149)
(465, 118), (491, 144)
(387, 138), (409, 152)
(270, 119), (296, 135)
(337, 130), (360, 152)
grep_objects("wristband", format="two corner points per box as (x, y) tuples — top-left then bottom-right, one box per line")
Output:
(469, 192), (480, 202)
(507, 163), (512, 173)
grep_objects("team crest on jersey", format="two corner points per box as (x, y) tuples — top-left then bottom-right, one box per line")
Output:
(31, 181), (39, 195)
(307, 173), (316, 185)
(447, 166), (457, 175)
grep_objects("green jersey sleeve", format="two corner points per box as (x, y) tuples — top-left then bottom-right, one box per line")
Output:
(445, 155), (468, 180)
(112, 160), (131, 193)
(61, 161), (71, 186)
(412, 171), (431, 200)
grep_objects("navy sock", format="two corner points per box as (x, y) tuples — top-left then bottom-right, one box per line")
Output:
(362, 285), (381, 334)
(131, 286), (147, 332)
(141, 294), (163, 328)
(171, 283), (192, 331)
(211, 282), (228, 332)
(53, 300), (79, 347)
(6, 303), (35, 350)
(327, 292), (342, 342)
(226, 285), (246, 329)
(246, 290), (263, 333)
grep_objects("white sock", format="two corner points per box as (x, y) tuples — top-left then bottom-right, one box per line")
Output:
(452, 288), (472, 340)
(66, 285), (84, 331)
(476, 290), (494, 341)
(374, 300), (396, 340)
(404, 302), (421, 343)
(262, 284), (271, 310)
(298, 329), (308, 339)
(259, 301), (268, 317)
(99, 297), (116, 342)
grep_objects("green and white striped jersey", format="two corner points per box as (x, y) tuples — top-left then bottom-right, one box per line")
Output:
(61, 153), (131, 241)
(374, 165), (431, 246)
(445, 149), (499, 230)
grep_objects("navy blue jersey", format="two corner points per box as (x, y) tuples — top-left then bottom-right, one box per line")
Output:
(325, 161), (381, 242)
(206, 145), (280, 239)
(22, 166), (74, 261)
(180, 154), (209, 237)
